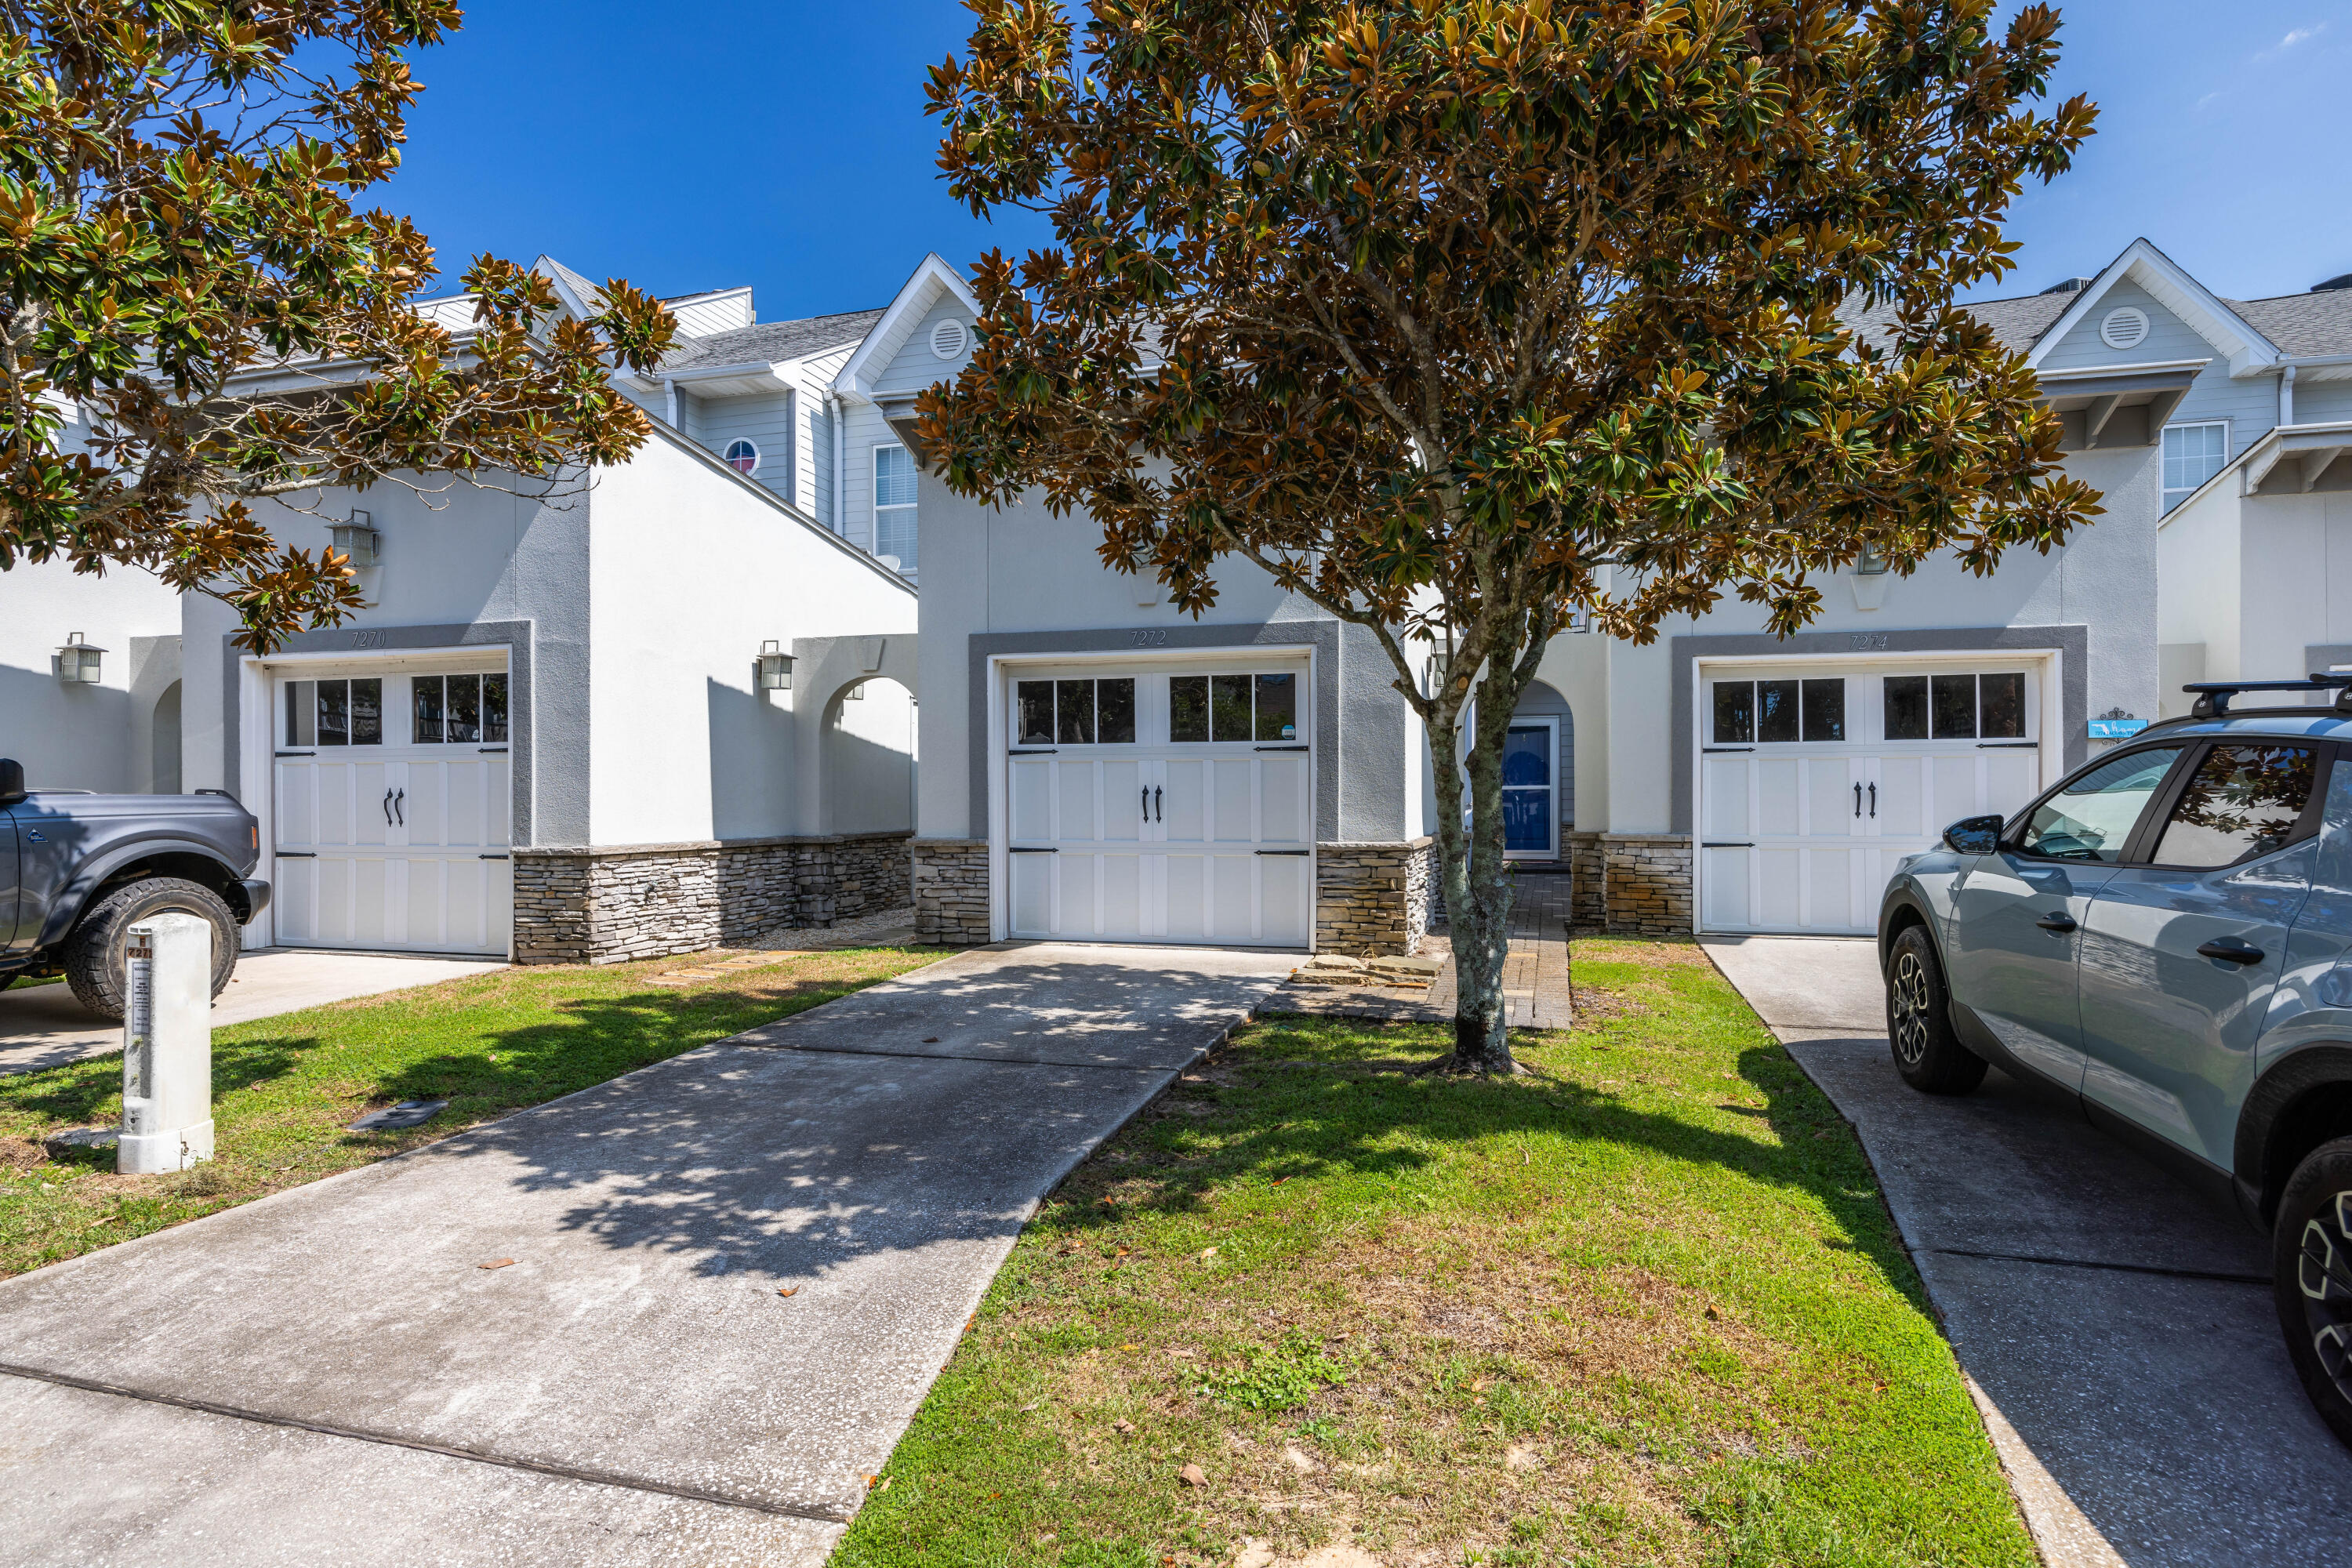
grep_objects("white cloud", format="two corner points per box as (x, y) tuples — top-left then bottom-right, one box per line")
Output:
(2260, 22), (2328, 58)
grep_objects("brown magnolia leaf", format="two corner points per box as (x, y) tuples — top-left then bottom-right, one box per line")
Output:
(777, 1287), (799, 1298)
(477, 1258), (515, 1270)
(1113, 1417), (1136, 1434)
(1178, 1463), (1208, 1489)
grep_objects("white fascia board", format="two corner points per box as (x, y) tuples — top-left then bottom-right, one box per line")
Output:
(2036, 358), (2215, 381)
(833, 252), (982, 402)
(2027, 237), (2279, 376)
(2283, 354), (2352, 383)
(2242, 419), (2352, 493)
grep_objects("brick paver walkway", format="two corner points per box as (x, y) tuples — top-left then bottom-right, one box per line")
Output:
(1261, 872), (1573, 1030)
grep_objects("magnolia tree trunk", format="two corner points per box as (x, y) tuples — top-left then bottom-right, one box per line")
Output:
(1422, 648), (1544, 1075)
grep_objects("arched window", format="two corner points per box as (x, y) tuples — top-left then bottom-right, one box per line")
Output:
(724, 438), (759, 476)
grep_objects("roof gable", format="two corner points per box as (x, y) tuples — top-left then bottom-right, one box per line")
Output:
(2026, 238), (2277, 375)
(834, 254), (981, 401)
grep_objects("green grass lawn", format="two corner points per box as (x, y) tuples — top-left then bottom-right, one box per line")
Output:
(840, 939), (2031, 1568)
(0, 944), (942, 1278)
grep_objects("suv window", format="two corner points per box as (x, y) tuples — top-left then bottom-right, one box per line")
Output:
(2017, 746), (2186, 862)
(2148, 743), (2321, 868)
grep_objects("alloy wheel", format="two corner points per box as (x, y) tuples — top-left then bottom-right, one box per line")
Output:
(1889, 950), (1933, 1065)
(2299, 1193), (2352, 1402)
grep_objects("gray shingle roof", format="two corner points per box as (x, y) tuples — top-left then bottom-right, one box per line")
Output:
(533, 256), (608, 314)
(2228, 291), (2352, 358)
(659, 310), (887, 372)
(1838, 290), (2072, 355)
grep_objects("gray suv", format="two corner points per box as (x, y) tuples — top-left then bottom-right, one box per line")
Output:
(1878, 677), (2352, 1446)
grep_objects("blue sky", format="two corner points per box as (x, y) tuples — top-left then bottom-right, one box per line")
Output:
(383, 2), (2350, 319)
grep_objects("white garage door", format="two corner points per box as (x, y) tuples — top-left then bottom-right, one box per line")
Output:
(1698, 662), (2045, 935)
(271, 663), (514, 955)
(1004, 662), (1312, 946)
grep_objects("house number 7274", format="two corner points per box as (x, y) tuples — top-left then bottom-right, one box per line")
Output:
(1849, 633), (1889, 650)
(1130, 630), (1169, 648)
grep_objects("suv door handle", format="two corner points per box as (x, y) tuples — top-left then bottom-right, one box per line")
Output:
(2035, 912), (2077, 934)
(2197, 938), (2265, 965)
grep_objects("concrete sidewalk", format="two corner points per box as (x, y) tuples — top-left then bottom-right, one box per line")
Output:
(1703, 934), (2352, 1567)
(0, 942), (1295, 1566)
(2, 947), (506, 1076)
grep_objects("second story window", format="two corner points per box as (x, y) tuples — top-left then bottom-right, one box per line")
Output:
(874, 443), (917, 572)
(724, 439), (760, 477)
(2162, 422), (2227, 514)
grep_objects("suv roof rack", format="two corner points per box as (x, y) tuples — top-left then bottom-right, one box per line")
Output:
(2180, 673), (2352, 720)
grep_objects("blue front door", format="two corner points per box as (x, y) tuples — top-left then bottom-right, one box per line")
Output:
(1503, 724), (1554, 858)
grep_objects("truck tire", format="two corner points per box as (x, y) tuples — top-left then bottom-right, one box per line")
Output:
(62, 877), (240, 1022)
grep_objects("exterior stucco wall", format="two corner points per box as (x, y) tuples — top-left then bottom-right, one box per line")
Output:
(2230, 489), (2352, 695)
(585, 430), (917, 849)
(0, 557), (182, 793)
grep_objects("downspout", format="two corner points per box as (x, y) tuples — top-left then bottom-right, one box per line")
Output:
(2281, 365), (2297, 429)
(832, 391), (848, 535)
(663, 376), (678, 431)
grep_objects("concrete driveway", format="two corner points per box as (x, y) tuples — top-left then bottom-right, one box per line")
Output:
(1704, 935), (2352, 1567)
(0, 942), (1294, 1566)
(1, 948), (506, 1076)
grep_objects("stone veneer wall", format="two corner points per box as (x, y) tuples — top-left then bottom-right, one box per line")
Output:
(912, 838), (993, 946)
(1563, 830), (1693, 935)
(1315, 837), (1436, 956)
(512, 830), (912, 964)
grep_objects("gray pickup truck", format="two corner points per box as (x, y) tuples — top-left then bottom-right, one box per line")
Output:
(0, 757), (270, 1021)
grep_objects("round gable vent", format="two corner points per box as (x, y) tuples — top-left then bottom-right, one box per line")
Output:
(2100, 306), (2150, 351)
(930, 318), (970, 360)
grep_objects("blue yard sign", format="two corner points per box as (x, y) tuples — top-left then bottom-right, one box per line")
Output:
(2088, 717), (2148, 739)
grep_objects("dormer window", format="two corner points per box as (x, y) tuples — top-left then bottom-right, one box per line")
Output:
(724, 439), (760, 476)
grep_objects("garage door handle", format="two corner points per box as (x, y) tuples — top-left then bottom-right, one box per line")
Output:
(393, 788), (405, 826)
(1868, 782), (1877, 818)
(2197, 938), (2265, 965)
(1153, 786), (1163, 822)
(382, 789), (394, 826)
(2035, 913), (2077, 934)
(1854, 782), (1863, 818)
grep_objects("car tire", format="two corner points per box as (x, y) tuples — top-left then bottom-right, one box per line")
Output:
(1886, 924), (1987, 1095)
(2274, 1137), (2352, 1450)
(61, 877), (240, 1022)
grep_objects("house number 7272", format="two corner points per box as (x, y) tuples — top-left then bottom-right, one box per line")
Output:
(1130, 630), (1169, 648)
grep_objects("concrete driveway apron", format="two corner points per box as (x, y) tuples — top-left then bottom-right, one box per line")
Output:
(1702, 935), (2352, 1568)
(0, 942), (1294, 1567)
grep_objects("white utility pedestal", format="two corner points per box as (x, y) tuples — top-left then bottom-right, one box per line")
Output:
(117, 912), (214, 1174)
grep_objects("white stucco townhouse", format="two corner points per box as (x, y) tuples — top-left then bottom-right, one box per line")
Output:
(1538, 238), (2352, 938)
(1, 258), (920, 965)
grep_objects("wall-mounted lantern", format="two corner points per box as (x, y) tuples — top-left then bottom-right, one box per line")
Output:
(1850, 546), (1891, 612)
(755, 640), (793, 691)
(56, 631), (106, 684)
(330, 510), (380, 568)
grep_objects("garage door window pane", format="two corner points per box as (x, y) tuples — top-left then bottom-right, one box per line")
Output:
(350, 679), (383, 745)
(1055, 680), (1096, 744)
(1801, 679), (1845, 742)
(1255, 673), (1298, 740)
(1017, 681), (1055, 745)
(318, 680), (349, 746)
(285, 681), (316, 746)
(412, 676), (445, 743)
(1171, 677), (1209, 742)
(2153, 745), (2318, 868)
(1980, 673), (2025, 739)
(1210, 675), (1252, 741)
(1757, 680), (1800, 743)
(448, 675), (483, 743)
(482, 674), (509, 743)
(1098, 678), (1135, 744)
(1884, 677), (1928, 741)
(1712, 682), (1754, 743)
(1931, 674), (1977, 739)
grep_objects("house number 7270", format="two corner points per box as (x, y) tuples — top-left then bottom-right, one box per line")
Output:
(1130, 630), (1169, 648)
(351, 630), (387, 649)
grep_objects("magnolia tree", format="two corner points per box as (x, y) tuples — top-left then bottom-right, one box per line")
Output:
(920, 0), (2102, 1073)
(0, 1), (674, 651)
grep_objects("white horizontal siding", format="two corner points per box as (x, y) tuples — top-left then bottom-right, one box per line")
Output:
(2038, 280), (2218, 372)
(2296, 380), (2352, 426)
(871, 296), (975, 399)
(837, 401), (902, 557)
(683, 390), (796, 503)
(798, 345), (858, 531)
(669, 289), (754, 338)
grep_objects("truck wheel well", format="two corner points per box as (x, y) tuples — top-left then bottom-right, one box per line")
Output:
(2260, 1082), (2352, 1226)
(1880, 902), (1929, 972)
(89, 855), (251, 921)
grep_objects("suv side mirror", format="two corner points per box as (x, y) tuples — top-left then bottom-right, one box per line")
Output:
(1942, 814), (2005, 856)
(0, 757), (23, 808)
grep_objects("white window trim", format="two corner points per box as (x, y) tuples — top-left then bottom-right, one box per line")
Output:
(723, 437), (760, 477)
(2161, 418), (2231, 514)
(873, 441), (916, 571)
